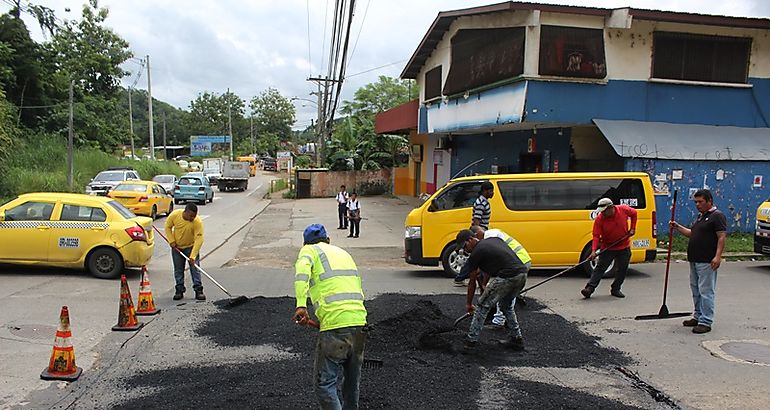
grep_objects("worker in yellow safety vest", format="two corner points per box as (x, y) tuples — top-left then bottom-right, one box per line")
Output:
(293, 223), (368, 410)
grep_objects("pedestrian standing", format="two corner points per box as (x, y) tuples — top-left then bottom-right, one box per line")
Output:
(336, 185), (349, 230)
(293, 224), (368, 410)
(455, 229), (529, 350)
(471, 181), (494, 230)
(347, 192), (361, 238)
(581, 198), (636, 299)
(165, 203), (206, 301)
(670, 189), (726, 334)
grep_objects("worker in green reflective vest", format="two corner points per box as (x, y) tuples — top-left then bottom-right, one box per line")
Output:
(293, 223), (368, 410)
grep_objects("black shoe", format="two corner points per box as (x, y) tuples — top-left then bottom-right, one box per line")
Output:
(173, 292), (183, 300)
(347, 234), (354, 237)
(498, 336), (525, 351)
(195, 291), (206, 301)
(692, 324), (711, 334)
(353, 235), (359, 238)
(337, 227), (345, 230)
(581, 286), (594, 299)
(610, 290), (625, 298)
(463, 339), (477, 350)
(682, 318), (698, 327)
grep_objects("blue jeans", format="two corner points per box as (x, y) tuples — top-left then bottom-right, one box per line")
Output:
(467, 274), (527, 343)
(314, 326), (366, 410)
(689, 262), (718, 326)
(172, 246), (202, 293)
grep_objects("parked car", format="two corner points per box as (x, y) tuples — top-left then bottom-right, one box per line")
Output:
(263, 157), (277, 172)
(0, 193), (155, 278)
(85, 167), (141, 196)
(188, 161), (202, 171)
(177, 160), (189, 170)
(174, 175), (214, 205)
(152, 174), (178, 196)
(107, 181), (174, 220)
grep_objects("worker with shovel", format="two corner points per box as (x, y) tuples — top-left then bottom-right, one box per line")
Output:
(293, 223), (368, 410)
(165, 203), (206, 301)
(456, 229), (529, 350)
(581, 198), (637, 299)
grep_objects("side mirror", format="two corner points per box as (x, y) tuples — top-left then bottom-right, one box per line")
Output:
(90, 178), (94, 182)
(428, 200), (438, 212)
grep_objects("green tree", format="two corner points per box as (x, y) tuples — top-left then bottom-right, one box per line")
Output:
(340, 75), (417, 121)
(0, 89), (19, 161)
(249, 88), (295, 141)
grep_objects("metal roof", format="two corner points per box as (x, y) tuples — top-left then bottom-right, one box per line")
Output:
(401, 2), (770, 79)
(593, 119), (770, 161)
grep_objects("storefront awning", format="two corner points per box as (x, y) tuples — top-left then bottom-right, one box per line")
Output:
(593, 119), (770, 161)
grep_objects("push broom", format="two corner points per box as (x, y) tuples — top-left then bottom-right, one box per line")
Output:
(152, 225), (249, 308)
(635, 190), (690, 320)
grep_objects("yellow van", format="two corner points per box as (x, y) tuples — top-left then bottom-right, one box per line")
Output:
(754, 197), (770, 255)
(404, 172), (657, 277)
(237, 156), (257, 177)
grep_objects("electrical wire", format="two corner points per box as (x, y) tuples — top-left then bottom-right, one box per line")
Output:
(320, 0), (331, 74)
(346, 0), (370, 71)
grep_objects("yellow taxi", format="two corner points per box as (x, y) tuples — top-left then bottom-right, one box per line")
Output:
(0, 193), (155, 278)
(107, 180), (174, 220)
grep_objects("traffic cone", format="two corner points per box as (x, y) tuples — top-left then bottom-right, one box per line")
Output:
(40, 306), (82, 381)
(136, 266), (160, 316)
(112, 274), (144, 331)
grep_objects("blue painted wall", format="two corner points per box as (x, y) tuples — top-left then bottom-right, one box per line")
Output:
(450, 128), (571, 177)
(625, 158), (770, 234)
(525, 78), (770, 128)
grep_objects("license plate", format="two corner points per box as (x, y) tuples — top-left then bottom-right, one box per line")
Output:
(632, 239), (650, 248)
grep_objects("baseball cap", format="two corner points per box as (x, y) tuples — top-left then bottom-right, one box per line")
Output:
(455, 229), (474, 249)
(595, 198), (614, 212)
(303, 224), (328, 244)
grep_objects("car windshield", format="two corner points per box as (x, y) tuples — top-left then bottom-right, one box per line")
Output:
(153, 175), (175, 183)
(94, 171), (124, 181)
(108, 200), (136, 219)
(113, 183), (147, 192)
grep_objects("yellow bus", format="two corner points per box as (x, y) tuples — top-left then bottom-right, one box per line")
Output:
(237, 156), (257, 177)
(404, 172), (657, 277)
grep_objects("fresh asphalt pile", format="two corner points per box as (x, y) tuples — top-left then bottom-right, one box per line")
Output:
(111, 294), (642, 409)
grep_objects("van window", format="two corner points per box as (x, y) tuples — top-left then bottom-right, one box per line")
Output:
(498, 178), (646, 211)
(431, 182), (482, 211)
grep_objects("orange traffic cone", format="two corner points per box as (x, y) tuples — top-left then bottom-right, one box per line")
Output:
(40, 306), (82, 381)
(112, 274), (144, 331)
(136, 266), (160, 316)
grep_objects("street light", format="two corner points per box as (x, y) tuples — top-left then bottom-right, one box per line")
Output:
(291, 97), (318, 107)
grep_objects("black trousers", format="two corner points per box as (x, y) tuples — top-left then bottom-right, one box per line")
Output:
(587, 247), (631, 291)
(349, 218), (360, 237)
(338, 204), (348, 228)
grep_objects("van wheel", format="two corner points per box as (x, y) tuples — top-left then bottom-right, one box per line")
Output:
(87, 247), (124, 279)
(580, 243), (616, 278)
(440, 243), (468, 278)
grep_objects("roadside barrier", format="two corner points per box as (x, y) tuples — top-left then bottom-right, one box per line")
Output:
(136, 266), (161, 316)
(40, 306), (82, 381)
(112, 274), (144, 331)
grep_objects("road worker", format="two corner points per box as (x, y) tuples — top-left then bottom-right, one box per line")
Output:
(293, 223), (368, 410)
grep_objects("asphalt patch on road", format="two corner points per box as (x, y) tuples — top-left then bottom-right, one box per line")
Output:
(112, 294), (641, 409)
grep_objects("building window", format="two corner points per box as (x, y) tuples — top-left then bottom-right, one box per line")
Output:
(424, 66), (442, 100)
(652, 32), (751, 84)
(539, 26), (606, 79)
(443, 27), (525, 96)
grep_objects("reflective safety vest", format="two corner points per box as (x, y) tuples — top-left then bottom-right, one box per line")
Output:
(294, 242), (367, 331)
(486, 229), (532, 265)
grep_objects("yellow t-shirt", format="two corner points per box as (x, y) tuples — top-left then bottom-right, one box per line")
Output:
(164, 209), (204, 258)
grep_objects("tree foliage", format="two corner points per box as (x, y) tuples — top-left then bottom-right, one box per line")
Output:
(250, 87), (295, 142)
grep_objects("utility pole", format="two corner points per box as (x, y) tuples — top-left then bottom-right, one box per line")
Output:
(128, 88), (135, 159)
(227, 88), (234, 161)
(162, 110), (167, 160)
(250, 114), (254, 155)
(307, 76), (339, 167)
(67, 80), (74, 188)
(146, 55), (155, 160)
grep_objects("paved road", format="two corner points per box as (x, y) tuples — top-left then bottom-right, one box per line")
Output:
(0, 173), (274, 408)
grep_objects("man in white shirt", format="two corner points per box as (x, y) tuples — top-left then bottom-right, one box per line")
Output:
(336, 185), (349, 230)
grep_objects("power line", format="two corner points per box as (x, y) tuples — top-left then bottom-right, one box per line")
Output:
(346, 59), (407, 78)
(306, 0), (313, 77)
(346, 0), (370, 71)
(320, 0), (331, 74)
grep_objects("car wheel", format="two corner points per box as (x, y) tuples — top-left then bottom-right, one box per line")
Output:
(580, 243), (616, 278)
(174, 199), (180, 205)
(151, 205), (157, 220)
(209, 192), (214, 203)
(87, 247), (124, 279)
(440, 243), (467, 278)
(199, 199), (206, 205)
(167, 202), (174, 215)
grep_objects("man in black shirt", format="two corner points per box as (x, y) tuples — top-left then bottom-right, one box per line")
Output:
(670, 189), (727, 334)
(456, 229), (529, 350)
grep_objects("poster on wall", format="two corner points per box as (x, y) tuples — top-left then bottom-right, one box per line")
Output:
(653, 173), (670, 196)
(754, 175), (763, 188)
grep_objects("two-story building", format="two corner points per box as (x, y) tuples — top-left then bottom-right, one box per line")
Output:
(380, 1), (770, 232)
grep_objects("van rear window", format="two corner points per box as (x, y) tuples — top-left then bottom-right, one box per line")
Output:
(498, 178), (646, 211)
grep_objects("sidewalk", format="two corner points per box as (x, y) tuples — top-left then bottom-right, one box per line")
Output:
(227, 195), (422, 269)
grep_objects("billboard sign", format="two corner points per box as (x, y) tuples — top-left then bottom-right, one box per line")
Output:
(190, 135), (231, 157)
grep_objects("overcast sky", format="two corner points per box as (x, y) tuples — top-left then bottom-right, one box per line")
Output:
(5, 0), (770, 129)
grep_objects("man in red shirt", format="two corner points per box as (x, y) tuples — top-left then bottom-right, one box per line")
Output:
(581, 198), (637, 299)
